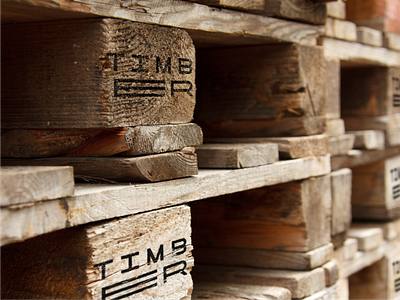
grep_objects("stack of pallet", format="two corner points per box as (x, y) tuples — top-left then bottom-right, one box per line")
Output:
(1, 0), (400, 299)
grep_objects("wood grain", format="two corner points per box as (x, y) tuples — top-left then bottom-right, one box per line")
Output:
(329, 134), (355, 157)
(1, 205), (194, 299)
(1, 149), (198, 182)
(324, 18), (357, 41)
(349, 130), (385, 150)
(1, 155), (331, 246)
(196, 143), (279, 168)
(357, 26), (383, 47)
(2, 18), (196, 129)
(0, 166), (74, 206)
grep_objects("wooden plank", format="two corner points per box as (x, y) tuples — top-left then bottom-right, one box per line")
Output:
(329, 134), (355, 156)
(384, 32), (400, 51)
(345, 0), (400, 34)
(348, 228), (384, 251)
(193, 243), (333, 271)
(196, 143), (279, 169)
(0, 166), (74, 207)
(331, 231), (348, 249)
(2, 148), (198, 183)
(331, 169), (352, 237)
(331, 147), (400, 171)
(186, 0), (327, 24)
(334, 238), (359, 263)
(322, 260), (339, 286)
(319, 38), (400, 67)
(344, 114), (400, 131)
(302, 283), (340, 300)
(1, 155), (331, 246)
(1, 124), (203, 158)
(192, 282), (291, 300)
(325, 59), (341, 120)
(195, 43), (326, 126)
(326, 0), (346, 19)
(191, 175), (332, 252)
(341, 67), (400, 117)
(349, 246), (400, 300)
(349, 130), (386, 150)
(2, 18), (196, 129)
(206, 134), (329, 159)
(192, 265), (326, 299)
(324, 18), (357, 41)
(357, 26), (383, 47)
(1, 205), (194, 300)
(1, 0), (324, 47)
(351, 219), (400, 241)
(325, 119), (345, 136)
(198, 117), (326, 138)
(351, 155), (400, 220)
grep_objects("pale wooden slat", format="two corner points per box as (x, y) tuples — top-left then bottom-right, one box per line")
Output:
(196, 143), (279, 169)
(349, 130), (385, 150)
(324, 18), (357, 41)
(348, 228), (384, 252)
(329, 134), (355, 157)
(357, 26), (383, 47)
(1, 155), (331, 246)
(0, 166), (74, 207)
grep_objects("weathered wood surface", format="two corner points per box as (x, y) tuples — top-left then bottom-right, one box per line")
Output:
(384, 32), (400, 51)
(344, 113), (400, 131)
(322, 260), (339, 287)
(196, 143), (279, 169)
(345, 0), (400, 34)
(2, 18), (196, 129)
(302, 283), (340, 300)
(119, 124), (203, 156)
(357, 26), (383, 47)
(325, 119), (345, 136)
(351, 219), (400, 241)
(351, 155), (400, 220)
(349, 245), (400, 300)
(319, 38), (400, 67)
(2, 149), (198, 183)
(329, 134), (355, 157)
(349, 130), (385, 150)
(1, 0), (325, 47)
(192, 282), (291, 300)
(0, 166), (74, 207)
(330, 169), (352, 237)
(1, 155), (331, 246)
(387, 128), (400, 147)
(348, 228), (384, 251)
(331, 146), (400, 171)
(206, 134), (329, 159)
(324, 18), (357, 42)
(192, 265), (326, 299)
(198, 117), (326, 138)
(326, 0), (345, 19)
(186, 0), (327, 24)
(195, 44), (326, 127)
(334, 238), (358, 264)
(1, 124), (203, 158)
(191, 175), (331, 252)
(1, 205), (194, 300)
(324, 59), (341, 120)
(192, 243), (333, 271)
(341, 67), (400, 117)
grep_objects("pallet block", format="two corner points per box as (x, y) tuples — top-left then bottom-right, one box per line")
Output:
(351, 219), (400, 242)
(186, 0), (326, 24)
(191, 175), (331, 252)
(341, 67), (400, 117)
(325, 59), (341, 120)
(326, 0), (346, 20)
(350, 130), (385, 150)
(2, 18), (195, 129)
(356, 26), (383, 47)
(346, 0), (400, 34)
(192, 265), (326, 299)
(325, 119), (345, 137)
(324, 18), (357, 42)
(195, 43), (326, 137)
(329, 134), (355, 157)
(0, 166), (74, 206)
(384, 32), (400, 51)
(331, 169), (352, 239)
(349, 245), (400, 299)
(1, 205), (194, 299)
(348, 228), (384, 252)
(351, 154), (400, 220)
(192, 282), (291, 300)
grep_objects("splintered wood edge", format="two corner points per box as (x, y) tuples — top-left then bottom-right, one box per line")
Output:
(1, 155), (331, 246)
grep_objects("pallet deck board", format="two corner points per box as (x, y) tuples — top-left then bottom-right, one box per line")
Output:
(1, 155), (330, 246)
